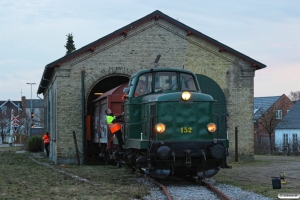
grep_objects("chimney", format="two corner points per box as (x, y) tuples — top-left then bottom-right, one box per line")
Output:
(22, 96), (26, 118)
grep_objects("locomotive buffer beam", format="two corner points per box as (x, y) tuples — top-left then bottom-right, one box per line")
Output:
(197, 150), (220, 179)
(142, 165), (171, 179)
(141, 156), (171, 179)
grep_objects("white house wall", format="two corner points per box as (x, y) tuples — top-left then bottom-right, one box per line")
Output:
(275, 129), (300, 145)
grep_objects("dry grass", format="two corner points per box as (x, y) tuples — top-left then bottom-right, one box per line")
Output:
(2, 146), (299, 200)
(0, 147), (149, 200)
(213, 155), (300, 199)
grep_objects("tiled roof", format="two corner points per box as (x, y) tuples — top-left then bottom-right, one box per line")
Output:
(276, 100), (300, 129)
(254, 96), (281, 120)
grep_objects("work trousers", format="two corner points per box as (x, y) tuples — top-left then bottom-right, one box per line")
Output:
(114, 130), (124, 153)
(44, 143), (50, 156)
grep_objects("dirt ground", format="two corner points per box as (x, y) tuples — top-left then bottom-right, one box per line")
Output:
(213, 155), (300, 198)
(225, 155), (300, 188)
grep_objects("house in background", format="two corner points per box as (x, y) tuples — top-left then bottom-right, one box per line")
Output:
(26, 98), (44, 128)
(275, 100), (300, 153)
(0, 99), (23, 143)
(0, 97), (44, 143)
(254, 94), (294, 153)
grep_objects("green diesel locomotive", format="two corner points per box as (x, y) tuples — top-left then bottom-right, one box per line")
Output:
(116, 67), (229, 179)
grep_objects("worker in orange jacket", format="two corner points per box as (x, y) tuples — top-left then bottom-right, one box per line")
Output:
(42, 132), (50, 157)
(105, 108), (124, 153)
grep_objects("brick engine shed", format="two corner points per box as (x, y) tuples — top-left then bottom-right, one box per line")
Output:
(37, 10), (266, 164)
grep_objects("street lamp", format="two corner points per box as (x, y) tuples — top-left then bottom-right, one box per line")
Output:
(26, 83), (36, 128)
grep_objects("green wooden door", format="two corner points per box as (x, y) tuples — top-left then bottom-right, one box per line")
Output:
(196, 74), (227, 143)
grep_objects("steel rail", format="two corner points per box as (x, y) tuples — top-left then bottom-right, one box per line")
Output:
(201, 180), (231, 200)
(148, 177), (172, 200)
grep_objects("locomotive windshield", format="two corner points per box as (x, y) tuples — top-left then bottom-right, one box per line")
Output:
(179, 73), (197, 90)
(132, 71), (197, 96)
(154, 71), (197, 91)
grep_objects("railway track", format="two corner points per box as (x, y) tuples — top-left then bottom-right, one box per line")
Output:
(147, 176), (231, 200)
(200, 180), (231, 200)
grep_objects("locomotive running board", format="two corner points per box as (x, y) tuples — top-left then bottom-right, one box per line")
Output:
(142, 168), (170, 179)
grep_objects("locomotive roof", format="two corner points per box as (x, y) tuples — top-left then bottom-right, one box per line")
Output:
(130, 68), (195, 79)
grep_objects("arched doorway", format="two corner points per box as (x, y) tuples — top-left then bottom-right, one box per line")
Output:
(87, 75), (129, 112)
(86, 75), (129, 163)
(196, 74), (227, 143)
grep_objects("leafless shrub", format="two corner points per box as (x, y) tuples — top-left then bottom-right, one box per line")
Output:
(253, 138), (300, 156)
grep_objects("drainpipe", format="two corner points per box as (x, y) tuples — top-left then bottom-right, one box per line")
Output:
(41, 77), (52, 158)
(81, 70), (86, 164)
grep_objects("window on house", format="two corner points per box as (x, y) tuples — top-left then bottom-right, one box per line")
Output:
(293, 134), (298, 144)
(283, 134), (288, 146)
(1, 106), (7, 116)
(292, 134), (299, 151)
(276, 110), (282, 119)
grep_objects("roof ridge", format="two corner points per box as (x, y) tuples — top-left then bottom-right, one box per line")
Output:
(0, 99), (22, 111)
(38, 10), (266, 94)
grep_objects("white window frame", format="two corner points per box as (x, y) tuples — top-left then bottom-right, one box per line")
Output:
(283, 133), (288, 146)
(292, 134), (298, 144)
(276, 110), (282, 119)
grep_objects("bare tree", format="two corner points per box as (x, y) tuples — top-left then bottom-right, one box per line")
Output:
(257, 98), (292, 154)
(33, 107), (44, 127)
(288, 91), (300, 101)
(0, 112), (9, 142)
(18, 112), (32, 136)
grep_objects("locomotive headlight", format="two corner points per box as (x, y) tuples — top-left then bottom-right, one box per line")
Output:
(155, 123), (166, 133)
(207, 123), (217, 133)
(181, 91), (191, 101)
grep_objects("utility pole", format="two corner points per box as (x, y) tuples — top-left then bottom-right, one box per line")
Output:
(26, 83), (36, 129)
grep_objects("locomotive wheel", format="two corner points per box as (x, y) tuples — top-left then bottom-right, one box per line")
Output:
(136, 163), (144, 173)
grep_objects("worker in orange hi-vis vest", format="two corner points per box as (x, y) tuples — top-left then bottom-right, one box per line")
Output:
(42, 132), (50, 157)
(105, 108), (125, 154)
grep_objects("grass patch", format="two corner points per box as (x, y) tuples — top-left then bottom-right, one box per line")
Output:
(213, 155), (300, 199)
(0, 147), (149, 199)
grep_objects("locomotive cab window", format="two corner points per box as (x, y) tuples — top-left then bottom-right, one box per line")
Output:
(179, 73), (197, 91)
(154, 72), (177, 92)
(134, 73), (152, 97)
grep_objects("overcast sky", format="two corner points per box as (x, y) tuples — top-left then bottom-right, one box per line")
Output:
(1, 0), (299, 101)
